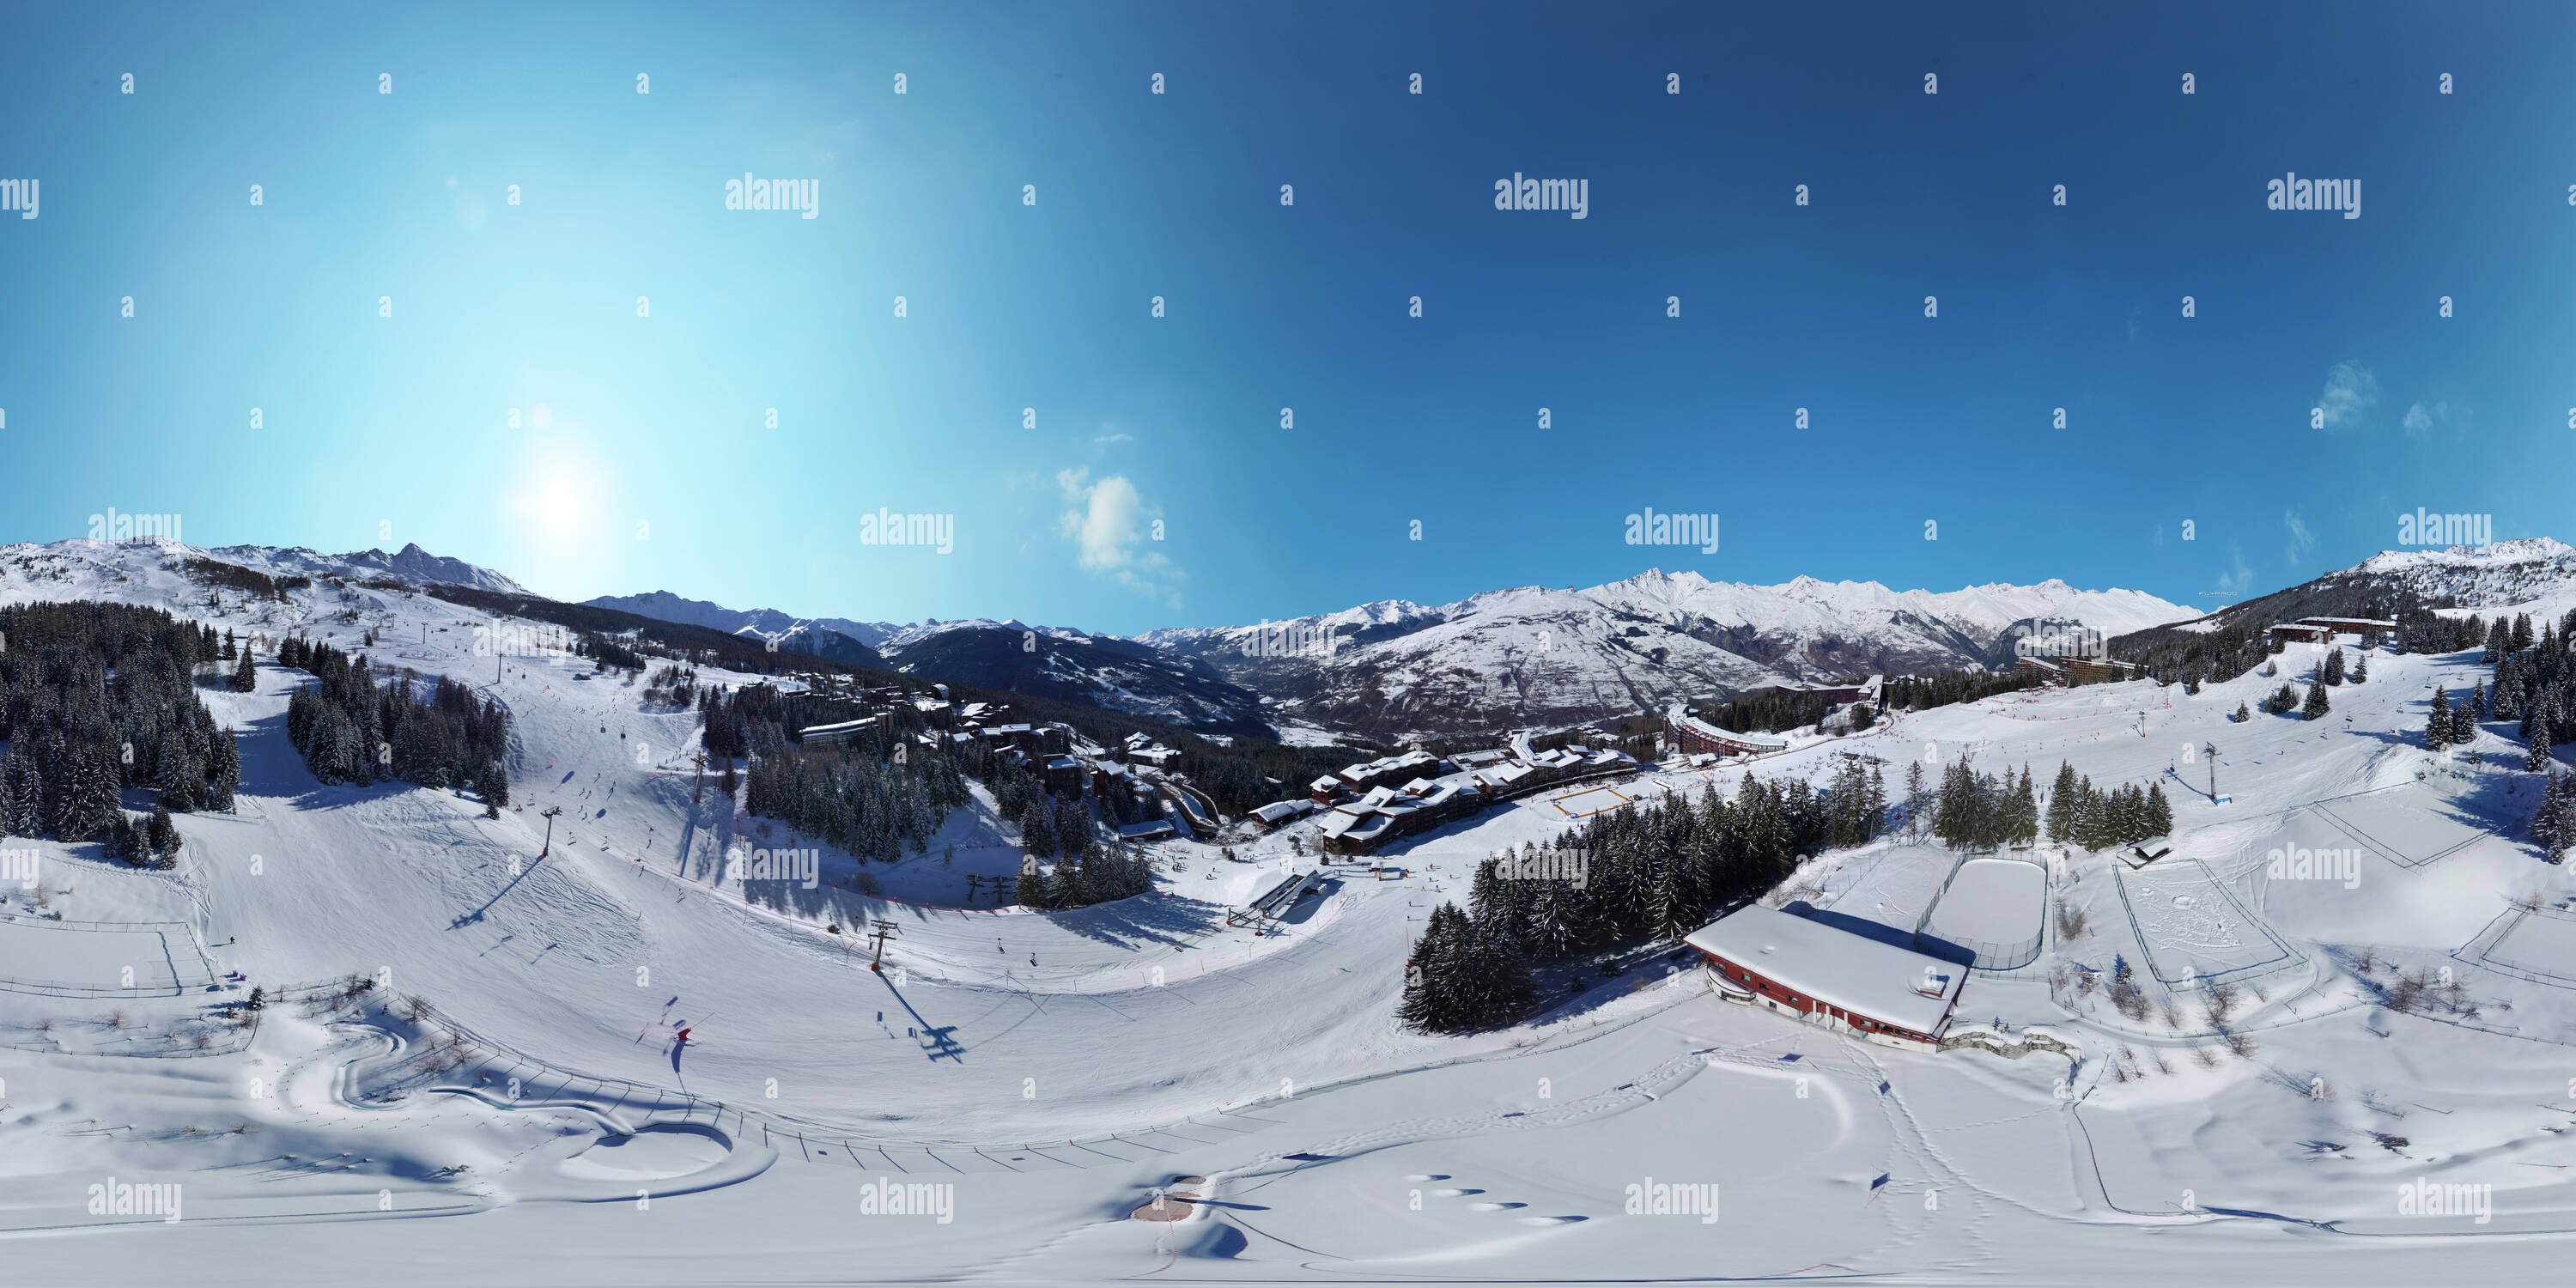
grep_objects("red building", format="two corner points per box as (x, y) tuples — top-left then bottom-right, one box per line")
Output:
(1682, 905), (1965, 1052)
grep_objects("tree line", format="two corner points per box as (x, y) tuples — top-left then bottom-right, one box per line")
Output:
(0, 602), (244, 866)
(1401, 757), (1889, 1032)
(279, 635), (511, 808)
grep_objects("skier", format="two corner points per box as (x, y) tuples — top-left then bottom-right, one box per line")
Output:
(674, 1026), (691, 1047)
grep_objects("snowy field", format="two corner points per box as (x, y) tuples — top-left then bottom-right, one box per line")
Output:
(0, 915), (205, 995)
(8, 541), (2576, 1282)
(1923, 856), (2045, 963)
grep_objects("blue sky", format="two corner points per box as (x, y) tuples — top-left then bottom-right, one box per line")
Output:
(3, 3), (2572, 634)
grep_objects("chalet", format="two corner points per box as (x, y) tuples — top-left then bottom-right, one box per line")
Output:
(1043, 756), (1086, 796)
(1249, 799), (1320, 831)
(1118, 818), (1177, 842)
(1683, 905), (1965, 1053)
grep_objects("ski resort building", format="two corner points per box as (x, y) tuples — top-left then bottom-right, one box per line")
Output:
(1683, 905), (1965, 1052)
(1662, 703), (1789, 758)
(2264, 617), (2396, 647)
(2014, 654), (2147, 684)
(1334, 750), (1445, 794)
(796, 715), (884, 744)
(1747, 675), (1884, 705)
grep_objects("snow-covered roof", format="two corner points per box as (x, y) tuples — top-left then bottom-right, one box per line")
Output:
(1683, 905), (1964, 1036)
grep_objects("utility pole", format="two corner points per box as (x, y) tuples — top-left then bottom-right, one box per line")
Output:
(866, 920), (900, 973)
(691, 750), (708, 803)
(2204, 743), (2219, 803)
(539, 805), (563, 858)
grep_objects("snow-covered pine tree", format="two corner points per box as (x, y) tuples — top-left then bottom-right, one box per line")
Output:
(1905, 760), (1928, 839)
(2532, 772), (2566, 860)
(2427, 688), (2451, 750)
(2530, 713), (2555, 773)
(2303, 681), (2330, 720)
(1474, 919), (1539, 1025)
(1397, 905), (1463, 1031)
(2324, 647), (2346, 684)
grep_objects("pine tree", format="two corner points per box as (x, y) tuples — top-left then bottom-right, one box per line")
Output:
(2451, 691), (2480, 744)
(2046, 762), (2079, 845)
(2530, 712), (2555, 773)
(1013, 855), (1051, 909)
(477, 761), (509, 817)
(230, 646), (257, 693)
(2231, 701), (2250, 723)
(1398, 903), (1472, 1032)
(2303, 681), (2330, 720)
(2324, 647), (2346, 684)
(146, 803), (177, 861)
(2427, 688), (2451, 749)
(2351, 653), (2368, 684)
(2147, 782), (2174, 837)
(1904, 760), (1928, 839)
(2533, 772), (2566, 860)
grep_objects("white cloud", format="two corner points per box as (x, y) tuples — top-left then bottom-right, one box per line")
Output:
(2215, 544), (2256, 596)
(1055, 467), (1182, 605)
(1091, 433), (1133, 446)
(2282, 509), (2316, 565)
(2316, 361), (2379, 432)
(2401, 400), (2450, 437)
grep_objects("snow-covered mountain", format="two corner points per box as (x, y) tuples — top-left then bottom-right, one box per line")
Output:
(2349, 538), (2576, 610)
(2160, 538), (2576, 647)
(1139, 569), (2198, 738)
(203, 541), (532, 595)
(582, 590), (901, 649)
(580, 592), (1100, 657)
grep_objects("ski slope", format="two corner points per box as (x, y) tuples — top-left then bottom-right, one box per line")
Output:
(5, 540), (2576, 1283)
